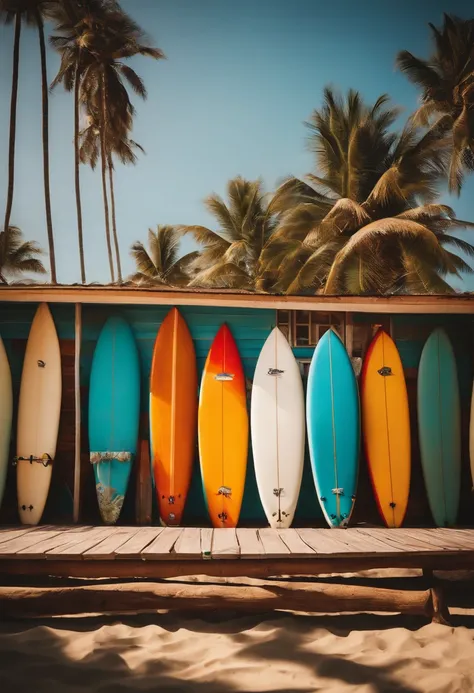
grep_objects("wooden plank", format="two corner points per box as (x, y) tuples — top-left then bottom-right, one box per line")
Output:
(403, 528), (474, 552)
(47, 527), (112, 558)
(211, 528), (240, 559)
(17, 527), (97, 558)
(277, 529), (316, 557)
(0, 527), (66, 557)
(0, 527), (39, 545)
(356, 528), (440, 553)
(114, 528), (161, 559)
(335, 529), (402, 554)
(201, 528), (213, 558)
(297, 528), (361, 555)
(258, 528), (291, 557)
(73, 303), (82, 523)
(3, 286), (474, 315)
(173, 528), (202, 559)
(83, 528), (140, 560)
(141, 527), (182, 559)
(236, 528), (265, 559)
(434, 528), (474, 549)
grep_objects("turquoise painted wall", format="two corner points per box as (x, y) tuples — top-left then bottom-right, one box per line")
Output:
(0, 302), (471, 526)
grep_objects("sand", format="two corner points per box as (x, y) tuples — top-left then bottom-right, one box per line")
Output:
(1, 573), (474, 693)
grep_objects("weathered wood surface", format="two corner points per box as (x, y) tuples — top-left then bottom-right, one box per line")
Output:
(0, 526), (473, 577)
(0, 580), (438, 620)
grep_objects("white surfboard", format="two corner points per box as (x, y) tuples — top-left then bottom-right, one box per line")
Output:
(0, 336), (12, 511)
(251, 327), (305, 528)
(16, 303), (62, 525)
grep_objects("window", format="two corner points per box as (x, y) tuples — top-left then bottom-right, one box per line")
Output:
(277, 310), (345, 347)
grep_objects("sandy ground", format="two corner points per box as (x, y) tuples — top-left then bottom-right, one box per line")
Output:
(1, 572), (474, 693)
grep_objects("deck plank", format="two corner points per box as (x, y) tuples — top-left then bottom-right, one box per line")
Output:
(17, 526), (96, 558)
(201, 528), (213, 558)
(0, 527), (40, 545)
(83, 528), (141, 560)
(211, 528), (240, 559)
(347, 528), (403, 553)
(236, 528), (265, 559)
(114, 528), (162, 559)
(297, 528), (360, 555)
(403, 528), (474, 551)
(173, 528), (202, 559)
(47, 528), (113, 558)
(356, 528), (440, 553)
(0, 527), (67, 557)
(433, 528), (474, 549)
(277, 529), (316, 557)
(141, 527), (183, 559)
(258, 528), (291, 557)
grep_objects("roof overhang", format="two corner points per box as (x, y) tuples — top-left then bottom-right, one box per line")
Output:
(0, 285), (473, 314)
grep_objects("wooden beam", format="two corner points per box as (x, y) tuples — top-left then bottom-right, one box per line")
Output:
(0, 286), (473, 314)
(0, 580), (438, 620)
(73, 303), (82, 524)
(1, 553), (474, 579)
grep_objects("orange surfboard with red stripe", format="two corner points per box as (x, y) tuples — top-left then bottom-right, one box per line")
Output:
(150, 308), (197, 526)
(199, 324), (248, 528)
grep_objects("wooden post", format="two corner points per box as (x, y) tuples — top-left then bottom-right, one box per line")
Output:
(73, 303), (82, 523)
(345, 312), (353, 355)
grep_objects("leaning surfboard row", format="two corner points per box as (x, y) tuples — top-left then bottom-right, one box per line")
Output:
(0, 304), (465, 531)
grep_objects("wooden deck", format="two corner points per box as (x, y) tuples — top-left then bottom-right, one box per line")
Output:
(1, 525), (474, 579)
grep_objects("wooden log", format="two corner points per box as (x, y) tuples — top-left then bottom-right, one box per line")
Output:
(0, 580), (436, 620)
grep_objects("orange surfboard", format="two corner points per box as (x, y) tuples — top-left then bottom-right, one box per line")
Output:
(150, 308), (197, 525)
(361, 328), (411, 528)
(199, 324), (248, 527)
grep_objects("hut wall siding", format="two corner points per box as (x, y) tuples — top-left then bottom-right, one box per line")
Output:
(0, 302), (472, 527)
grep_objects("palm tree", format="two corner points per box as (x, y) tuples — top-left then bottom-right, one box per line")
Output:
(0, 0), (57, 283)
(50, 0), (164, 283)
(396, 14), (474, 194)
(262, 88), (474, 295)
(130, 226), (199, 286)
(181, 176), (277, 289)
(0, 226), (46, 283)
(79, 110), (145, 282)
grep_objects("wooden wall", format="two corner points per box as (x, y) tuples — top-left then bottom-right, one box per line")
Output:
(0, 301), (472, 528)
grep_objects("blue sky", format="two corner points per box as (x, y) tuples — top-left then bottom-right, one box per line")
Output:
(0, 0), (473, 286)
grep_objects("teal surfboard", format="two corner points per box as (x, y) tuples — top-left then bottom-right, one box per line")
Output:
(417, 328), (461, 527)
(89, 316), (140, 524)
(307, 329), (360, 527)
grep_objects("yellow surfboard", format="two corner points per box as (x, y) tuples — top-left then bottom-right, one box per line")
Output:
(361, 329), (411, 527)
(198, 324), (248, 528)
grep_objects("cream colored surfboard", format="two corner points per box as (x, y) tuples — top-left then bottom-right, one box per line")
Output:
(0, 336), (12, 511)
(16, 303), (62, 525)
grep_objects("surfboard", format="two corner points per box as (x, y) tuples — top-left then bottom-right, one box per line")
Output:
(0, 336), (12, 513)
(16, 303), (62, 525)
(251, 327), (305, 528)
(89, 316), (140, 525)
(199, 323), (248, 528)
(307, 328), (360, 528)
(418, 327), (461, 527)
(150, 307), (197, 526)
(361, 329), (411, 528)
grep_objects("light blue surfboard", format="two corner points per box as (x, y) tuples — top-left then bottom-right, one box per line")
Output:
(89, 316), (140, 525)
(307, 329), (360, 527)
(417, 328), (461, 527)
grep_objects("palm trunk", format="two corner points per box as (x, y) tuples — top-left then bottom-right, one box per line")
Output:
(108, 153), (122, 282)
(2, 13), (21, 273)
(36, 11), (56, 284)
(74, 60), (86, 284)
(100, 69), (115, 283)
